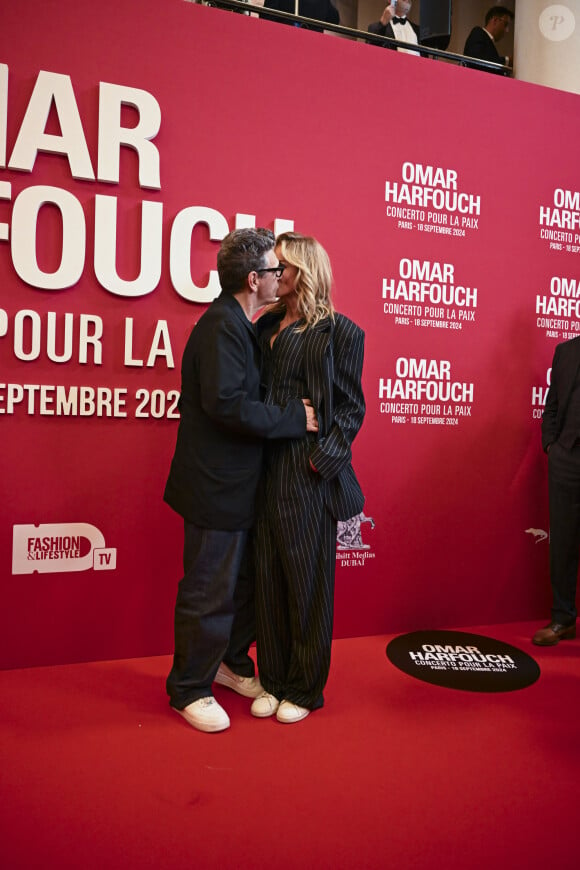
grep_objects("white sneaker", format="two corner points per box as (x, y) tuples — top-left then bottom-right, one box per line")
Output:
(276, 700), (310, 724)
(214, 663), (263, 699)
(174, 696), (230, 733)
(250, 691), (280, 718)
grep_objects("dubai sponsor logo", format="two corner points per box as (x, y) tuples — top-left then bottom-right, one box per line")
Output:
(12, 522), (116, 574)
(336, 512), (375, 568)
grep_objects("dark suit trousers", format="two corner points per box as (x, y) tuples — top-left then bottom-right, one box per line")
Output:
(166, 522), (255, 709)
(548, 442), (580, 624)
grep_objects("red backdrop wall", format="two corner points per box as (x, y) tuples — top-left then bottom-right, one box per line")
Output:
(1, 0), (579, 668)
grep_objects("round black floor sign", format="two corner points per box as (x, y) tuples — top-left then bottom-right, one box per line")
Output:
(387, 630), (540, 692)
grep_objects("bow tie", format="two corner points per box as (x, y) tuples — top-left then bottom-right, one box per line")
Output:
(392, 17), (407, 24)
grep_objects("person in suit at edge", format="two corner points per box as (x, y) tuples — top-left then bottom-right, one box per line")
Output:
(463, 6), (514, 69)
(533, 336), (580, 646)
(368, 0), (420, 55)
(164, 228), (319, 733)
(250, 232), (366, 724)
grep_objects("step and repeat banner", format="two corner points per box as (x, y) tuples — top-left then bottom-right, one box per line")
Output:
(1, 0), (579, 668)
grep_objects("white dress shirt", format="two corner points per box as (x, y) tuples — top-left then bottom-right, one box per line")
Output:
(391, 18), (419, 56)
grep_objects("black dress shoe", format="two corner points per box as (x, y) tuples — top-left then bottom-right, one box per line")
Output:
(532, 622), (576, 646)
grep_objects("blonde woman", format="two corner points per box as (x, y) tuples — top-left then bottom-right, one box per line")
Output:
(251, 232), (366, 723)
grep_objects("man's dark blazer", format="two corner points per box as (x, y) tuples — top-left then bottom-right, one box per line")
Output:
(463, 26), (503, 63)
(257, 310), (366, 521)
(542, 336), (580, 453)
(164, 294), (306, 530)
(367, 18), (421, 48)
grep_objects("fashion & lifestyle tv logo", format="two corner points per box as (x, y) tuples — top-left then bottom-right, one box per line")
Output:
(12, 522), (116, 574)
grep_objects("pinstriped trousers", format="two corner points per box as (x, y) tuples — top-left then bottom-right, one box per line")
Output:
(254, 438), (337, 710)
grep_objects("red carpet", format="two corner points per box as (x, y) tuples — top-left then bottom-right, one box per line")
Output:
(1, 623), (579, 869)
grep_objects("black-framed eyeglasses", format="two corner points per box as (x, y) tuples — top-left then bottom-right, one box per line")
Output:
(256, 265), (286, 278)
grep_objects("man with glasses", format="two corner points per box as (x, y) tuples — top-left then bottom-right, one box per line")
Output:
(164, 227), (318, 733)
(463, 6), (514, 70)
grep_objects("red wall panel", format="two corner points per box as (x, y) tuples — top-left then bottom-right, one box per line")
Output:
(1, 0), (578, 667)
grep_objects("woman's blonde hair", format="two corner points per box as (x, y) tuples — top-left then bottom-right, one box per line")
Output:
(271, 232), (335, 329)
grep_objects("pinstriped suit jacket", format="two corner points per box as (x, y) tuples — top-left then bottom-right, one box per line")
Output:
(258, 311), (366, 521)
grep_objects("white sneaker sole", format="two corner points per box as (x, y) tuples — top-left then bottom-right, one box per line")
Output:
(276, 704), (310, 724)
(250, 695), (280, 718)
(173, 705), (230, 733)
